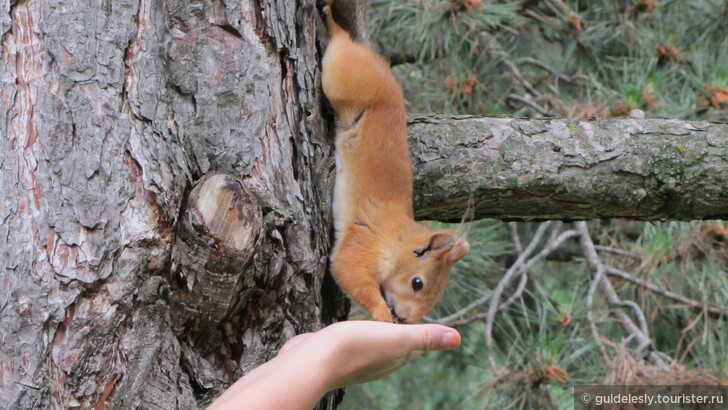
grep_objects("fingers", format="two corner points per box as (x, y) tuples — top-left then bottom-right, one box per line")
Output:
(404, 324), (461, 352)
(439, 328), (462, 350)
(293, 321), (462, 390)
(325, 321), (461, 352)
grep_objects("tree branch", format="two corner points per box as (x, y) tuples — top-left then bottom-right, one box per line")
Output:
(604, 266), (728, 317)
(409, 115), (728, 222)
(485, 222), (552, 371)
(576, 221), (673, 367)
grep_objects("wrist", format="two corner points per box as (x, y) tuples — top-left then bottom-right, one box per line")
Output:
(279, 337), (342, 401)
(309, 341), (344, 394)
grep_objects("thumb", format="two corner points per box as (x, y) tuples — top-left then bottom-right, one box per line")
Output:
(405, 324), (461, 352)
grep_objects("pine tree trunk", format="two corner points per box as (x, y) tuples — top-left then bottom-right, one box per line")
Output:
(3, 0), (726, 408)
(1, 0), (346, 408)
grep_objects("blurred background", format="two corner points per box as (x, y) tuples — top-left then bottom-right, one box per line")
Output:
(340, 1), (728, 408)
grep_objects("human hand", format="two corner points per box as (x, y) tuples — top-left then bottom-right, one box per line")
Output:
(208, 321), (460, 410)
(278, 320), (461, 390)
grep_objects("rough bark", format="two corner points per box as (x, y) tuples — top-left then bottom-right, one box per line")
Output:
(1, 0), (345, 408)
(169, 172), (262, 328)
(410, 115), (728, 222)
(1, 0), (726, 409)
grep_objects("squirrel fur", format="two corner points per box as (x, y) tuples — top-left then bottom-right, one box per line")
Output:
(321, 0), (469, 323)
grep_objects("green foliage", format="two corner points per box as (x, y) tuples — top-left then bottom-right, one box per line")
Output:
(428, 219), (513, 317)
(369, 0), (521, 61)
(342, 221), (728, 408)
(368, 0), (728, 119)
(340, 1), (728, 408)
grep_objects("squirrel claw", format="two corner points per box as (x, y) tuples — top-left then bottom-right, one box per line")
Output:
(318, 0), (333, 14)
(371, 306), (394, 323)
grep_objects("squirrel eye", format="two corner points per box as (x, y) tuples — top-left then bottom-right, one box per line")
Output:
(411, 277), (424, 292)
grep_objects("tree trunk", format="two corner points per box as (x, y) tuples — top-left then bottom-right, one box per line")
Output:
(2, 0), (726, 409)
(1, 0), (346, 408)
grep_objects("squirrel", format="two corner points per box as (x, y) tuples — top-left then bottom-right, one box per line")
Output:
(321, 0), (470, 324)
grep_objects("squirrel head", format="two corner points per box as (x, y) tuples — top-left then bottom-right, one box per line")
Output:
(379, 231), (469, 324)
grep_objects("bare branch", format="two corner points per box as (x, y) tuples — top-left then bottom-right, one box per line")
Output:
(500, 59), (543, 98)
(432, 273), (526, 327)
(595, 245), (638, 260)
(425, 290), (493, 325)
(510, 222), (523, 254)
(431, 224), (577, 327)
(614, 300), (650, 341)
(505, 94), (552, 116)
(485, 222), (552, 371)
(496, 272), (529, 313)
(577, 222), (663, 362)
(582, 223), (611, 362)
(605, 267), (728, 316)
(515, 57), (589, 85)
(521, 226), (579, 273)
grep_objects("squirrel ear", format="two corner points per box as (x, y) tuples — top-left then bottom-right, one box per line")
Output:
(446, 239), (470, 263)
(428, 233), (455, 251)
(414, 233), (454, 257)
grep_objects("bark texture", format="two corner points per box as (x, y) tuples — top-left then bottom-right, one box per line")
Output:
(410, 115), (728, 222)
(169, 172), (262, 328)
(1, 0), (726, 408)
(1, 0), (345, 408)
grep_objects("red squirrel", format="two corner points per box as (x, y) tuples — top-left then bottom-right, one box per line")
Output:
(321, 0), (470, 323)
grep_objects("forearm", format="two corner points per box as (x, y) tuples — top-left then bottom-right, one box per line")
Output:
(207, 351), (333, 410)
(207, 322), (461, 409)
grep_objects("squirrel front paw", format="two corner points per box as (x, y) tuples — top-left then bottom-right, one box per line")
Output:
(370, 305), (394, 323)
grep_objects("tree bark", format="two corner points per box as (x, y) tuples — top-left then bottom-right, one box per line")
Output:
(1, 0), (345, 408)
(410, 115), (728, 222)
(1, 0), (726, 409)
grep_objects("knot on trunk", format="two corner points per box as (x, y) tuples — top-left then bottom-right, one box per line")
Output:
(170, 172), (263, 329)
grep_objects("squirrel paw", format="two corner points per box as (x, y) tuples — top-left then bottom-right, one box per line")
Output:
(318, 0), (334, 14)
(370, 306), (394, 323)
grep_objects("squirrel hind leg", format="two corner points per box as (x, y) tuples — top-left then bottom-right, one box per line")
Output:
(322, 1), (347, 39)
